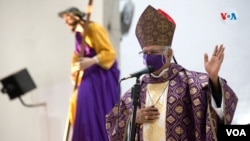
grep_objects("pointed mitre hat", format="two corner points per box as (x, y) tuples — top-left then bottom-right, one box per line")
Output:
(135, 5), (176, 48)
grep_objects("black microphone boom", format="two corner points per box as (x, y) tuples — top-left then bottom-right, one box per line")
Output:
(121, 66), (154, 81)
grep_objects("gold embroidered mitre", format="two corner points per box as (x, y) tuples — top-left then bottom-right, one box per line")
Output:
(135, 5), (176, 48)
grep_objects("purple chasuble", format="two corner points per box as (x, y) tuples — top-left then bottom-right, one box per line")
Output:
(106, 63), (238, 141)
(72, 32), (120, 141)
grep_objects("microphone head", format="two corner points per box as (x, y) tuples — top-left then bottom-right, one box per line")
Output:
(120, 66), (155, 81)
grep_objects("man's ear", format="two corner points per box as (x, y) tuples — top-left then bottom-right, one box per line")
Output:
(167, 48), (173, 58)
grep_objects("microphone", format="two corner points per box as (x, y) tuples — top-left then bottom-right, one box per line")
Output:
(120, 66), (154, 81)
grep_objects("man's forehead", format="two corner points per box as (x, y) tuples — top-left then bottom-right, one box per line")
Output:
(143, 45), (165, 50)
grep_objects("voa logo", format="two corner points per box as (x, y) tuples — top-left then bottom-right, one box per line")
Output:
(226, 128), (246, 136)
(221, 12), (237, 20)
(220, 9), (238, 24)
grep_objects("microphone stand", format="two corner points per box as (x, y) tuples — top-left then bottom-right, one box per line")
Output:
(129, 76), (141, 141)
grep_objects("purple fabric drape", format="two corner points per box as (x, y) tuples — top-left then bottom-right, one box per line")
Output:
(72, 32), (120, 141)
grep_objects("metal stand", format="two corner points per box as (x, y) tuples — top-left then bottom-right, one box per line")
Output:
(129, 76), (141, 141)
(18, 96), (46, 108)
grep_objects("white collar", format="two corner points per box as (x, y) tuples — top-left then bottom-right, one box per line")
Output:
(150, 68), (169, 78)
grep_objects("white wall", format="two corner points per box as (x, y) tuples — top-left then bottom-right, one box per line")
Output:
(119, 0), (250, 125)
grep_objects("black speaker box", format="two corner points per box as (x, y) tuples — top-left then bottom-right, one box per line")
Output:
(0, 68), (36, 100)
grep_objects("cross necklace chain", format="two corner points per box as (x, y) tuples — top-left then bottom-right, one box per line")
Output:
(147, 81), (169, 106)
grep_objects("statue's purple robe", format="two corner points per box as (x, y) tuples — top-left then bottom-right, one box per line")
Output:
(106, 63), (238, 141)
(72, 31), (120, 141)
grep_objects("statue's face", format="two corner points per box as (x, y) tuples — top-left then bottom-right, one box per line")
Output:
(63, 13), (80, 32)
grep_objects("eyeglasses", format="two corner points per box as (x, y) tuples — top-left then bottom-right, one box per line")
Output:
(138, 49), (167, 56)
